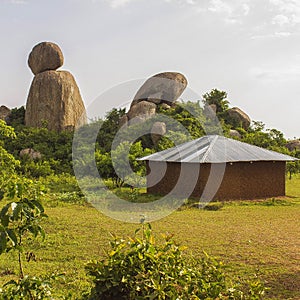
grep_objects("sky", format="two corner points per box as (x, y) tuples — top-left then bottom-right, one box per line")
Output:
(1, 0), (299, 138)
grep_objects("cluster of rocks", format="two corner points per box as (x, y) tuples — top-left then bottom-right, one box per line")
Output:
(120, 72), (187, 145)
(25, 42), (87, 131)
(120, 71), (254, 145)
(19, 148), (42, 160)
(2, 41), (299, 154)
(0, 105), (11, 122)
(286, 140), (300, 152)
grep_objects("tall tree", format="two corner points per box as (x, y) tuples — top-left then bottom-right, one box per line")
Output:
(202, 89), (229, 114)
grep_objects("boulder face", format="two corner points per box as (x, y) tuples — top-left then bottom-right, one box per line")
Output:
(127, 101), (156, 125)
(286, 140), (300, 151)
(131, 72), (187, 107)
(20, 148), (41, 160)
(25, 70), (87, 131)
(121, 72), (188, 127)
(28, 42), (64, 75)
(151, 122), (167, 145)
(119, 114), (128, 128)
(25, 42), (87, 131)
(227, 107), (251, 130)
(229, 129), (241, 139)
(203, 104), (217, 120)
(0, 105), (11, 122)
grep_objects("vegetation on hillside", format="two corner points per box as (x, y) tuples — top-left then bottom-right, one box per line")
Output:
(2, 89), (299, 186)
(0, 89), (299, 298)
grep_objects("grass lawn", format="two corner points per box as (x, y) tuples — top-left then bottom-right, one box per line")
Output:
(0, 175), (299, 299)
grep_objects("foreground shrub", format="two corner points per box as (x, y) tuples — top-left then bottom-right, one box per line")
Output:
(86, 224), (266, 299)
(0, 275), (54, 300)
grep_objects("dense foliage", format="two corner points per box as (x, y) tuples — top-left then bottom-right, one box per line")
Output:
(0, 95), (298, 298)
(1, 91), (299, 186)
(86, 224), (266, 299)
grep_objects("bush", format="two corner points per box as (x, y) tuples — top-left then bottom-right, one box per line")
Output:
(85, 224), (266, 299)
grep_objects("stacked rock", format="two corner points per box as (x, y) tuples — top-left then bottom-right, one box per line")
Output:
(25, 42), (87, 131)
(121, 72), (188, 145)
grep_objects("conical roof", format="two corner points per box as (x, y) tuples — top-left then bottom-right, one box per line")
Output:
(140, 135), (297, 163)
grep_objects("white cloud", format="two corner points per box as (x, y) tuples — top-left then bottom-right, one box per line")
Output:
(242, 3), (250, 16)
(272, 14), (290, 26)
(106, 0), (135, 9)
(250, 65), (300, 81)
(208, 0), (233, 14)
(269, 0), (300, 25)
(9, 0), (27, 4)
(274, 31), (292, 36)
(251, 31), (291, 39)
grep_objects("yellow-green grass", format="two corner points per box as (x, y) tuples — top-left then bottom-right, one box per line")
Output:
(0, 175), (299, 299)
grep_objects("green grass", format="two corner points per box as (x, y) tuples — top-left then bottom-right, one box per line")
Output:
(0, 175), (300, 299)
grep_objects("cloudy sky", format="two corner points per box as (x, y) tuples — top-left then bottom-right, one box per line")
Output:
(1, 0), (299, 138)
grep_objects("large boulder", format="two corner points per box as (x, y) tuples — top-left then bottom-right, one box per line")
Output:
(229, 129), (241, 139)
(131, 72), (187, 107)
(0, 105), (11, 122)
(119, 114), (128, 128)
(151, 122), (167, 145)
(203, 104), (217, 120)
(227, 107), (251, 130)
(25, 70), (87, 131)
(127, 101), (156, 125)
(286, 140), (300, 151)
(28, 42), (64, 75)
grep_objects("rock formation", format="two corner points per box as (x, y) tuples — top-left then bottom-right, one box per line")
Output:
(25, 42), (87, 131)
(229, 129), (241, 139)
(227, 107), (251, 130)
(125, 72), (187, 125)
(127, 101), (156, 126)
(20, 148), (42, 160)
(0, 105), (11, 122)
(151, 122), (167, 145)
(130, 72), (187, 108)
(203, 104), (217, 120)
(28, 42), (64, 75)
(121, 72), (187, 144)
(286, 140), (300, 151)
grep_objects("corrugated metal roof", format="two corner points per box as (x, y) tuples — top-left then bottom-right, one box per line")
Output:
(140, 135), (298, 163)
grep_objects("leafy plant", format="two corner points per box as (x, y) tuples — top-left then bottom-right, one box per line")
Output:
(0, 274), (55, 300)
(85, 224), (266, 299)
(0, 178), (50, 299)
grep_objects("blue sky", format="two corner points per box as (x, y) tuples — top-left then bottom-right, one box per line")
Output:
(1, 0), (299, 138)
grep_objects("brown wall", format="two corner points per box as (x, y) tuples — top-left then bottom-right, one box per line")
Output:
(146, 161), (286, 200)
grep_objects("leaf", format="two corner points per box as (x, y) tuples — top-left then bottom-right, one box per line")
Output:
(3, 279), (18, 287)
(30, 200), (45, 213)
(0, 230), (7, 254)
(0, 203), (10, 218)
(1, 215), (9, 227)
(6, 229), (18, 247)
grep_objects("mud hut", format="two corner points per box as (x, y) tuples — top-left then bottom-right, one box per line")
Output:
(140, 135), (297, 200)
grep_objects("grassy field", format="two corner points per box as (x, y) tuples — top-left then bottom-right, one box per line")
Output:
(0, 175), (299, 299)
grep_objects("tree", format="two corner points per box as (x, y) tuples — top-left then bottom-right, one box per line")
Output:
(0, 120), (20, 193)
(96, 141), (152, 187)
(97, 108), (126, 153)
(202, 89), (229, 115)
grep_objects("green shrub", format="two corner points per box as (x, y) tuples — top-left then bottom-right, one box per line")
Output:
(0, 275), (55, 299)
(19, 159), (54, 178)
(85, 224), (266, 299)
(203, 201), (224, 211)
(40, 174), (81, 194)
